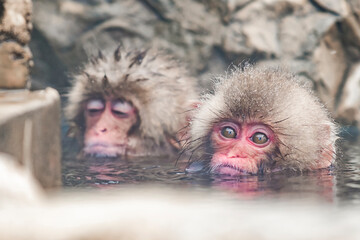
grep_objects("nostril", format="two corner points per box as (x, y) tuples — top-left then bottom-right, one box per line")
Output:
(100, 128), (107, 133)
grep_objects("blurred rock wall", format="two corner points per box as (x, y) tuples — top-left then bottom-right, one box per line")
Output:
(31, 0), (360, 126)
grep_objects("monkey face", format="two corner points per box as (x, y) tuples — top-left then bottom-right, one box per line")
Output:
(83, 98), (138, 158)
(210, 121), (275, 176)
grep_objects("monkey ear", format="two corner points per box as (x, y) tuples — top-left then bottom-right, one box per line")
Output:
(168, 101), (201, 150)
(186, 101), (202, 122)
(190, 101), (202, 109)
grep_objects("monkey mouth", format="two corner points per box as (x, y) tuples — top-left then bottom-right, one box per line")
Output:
(83, 142), (127, 158)
(213, 164), (253, 176)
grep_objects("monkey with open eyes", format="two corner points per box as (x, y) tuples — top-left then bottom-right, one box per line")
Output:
(65, 47), (198, 158)
(186, 65), (338, 176)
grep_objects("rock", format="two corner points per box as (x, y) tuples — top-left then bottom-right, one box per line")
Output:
(242, 17), (280, 56)
(0, 88), (62, 189)
(336, 63), (360, 125)
(0, 153), (44, 205)
(341, 14), (360, 60)
(222, 22), (252, 55)
(0, 42), (32, 89)
(0, 0), (32, 44)
(312, 0), (350, 16)
(312, 24), (347, 112)
(0, 0), (33, 89)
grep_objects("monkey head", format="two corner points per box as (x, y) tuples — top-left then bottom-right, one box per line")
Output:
(65, 48), (198, 158)
(187, 65), (338, 176)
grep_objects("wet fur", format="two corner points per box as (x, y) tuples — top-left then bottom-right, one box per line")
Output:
(187, 65), (338, 173)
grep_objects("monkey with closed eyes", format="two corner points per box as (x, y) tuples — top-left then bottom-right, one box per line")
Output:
(65, 47), (198, 158)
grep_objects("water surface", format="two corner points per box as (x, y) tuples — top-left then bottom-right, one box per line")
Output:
(62, 131), (360, 205)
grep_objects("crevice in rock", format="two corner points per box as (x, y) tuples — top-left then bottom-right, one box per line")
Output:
(139, 0), (170, 22)
(0, 31), (21, 43)
(233, 0), (254, 13)
(0, 0), (5, 24)
(334, 64), (351, 112)
(333, 19), (356, 111)
(309, 0), (340, 17)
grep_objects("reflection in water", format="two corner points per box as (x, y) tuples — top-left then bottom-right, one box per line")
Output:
(335, 141), (360, 205)
(63, 157), (211, 189)
(211, 170), (334, 201)
(62, 136), (360, 205)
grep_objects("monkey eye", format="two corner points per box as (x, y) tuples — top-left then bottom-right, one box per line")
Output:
(86, 99), (104, 113)
(221, 126), (237, 139)
(251, 132), (268, 145)
(112, 100), (133, 117)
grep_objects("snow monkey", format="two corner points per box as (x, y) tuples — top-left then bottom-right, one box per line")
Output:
(65, 47), (198, 158)
(186, 65), (338, 176)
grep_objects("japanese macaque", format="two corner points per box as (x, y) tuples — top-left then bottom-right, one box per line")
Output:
(186, 65), (338, 176)
(65, 47), (197, 158)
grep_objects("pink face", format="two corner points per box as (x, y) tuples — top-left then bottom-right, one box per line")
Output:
(210, 121), (275, 176)
(83, 98), (137, 157)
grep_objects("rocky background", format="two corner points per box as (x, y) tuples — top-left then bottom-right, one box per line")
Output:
(29, 0), (360, 126)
